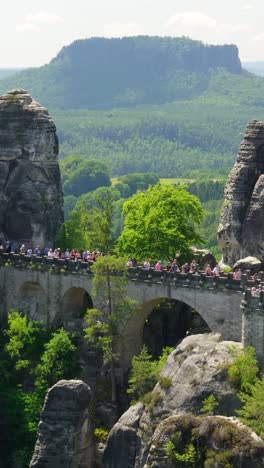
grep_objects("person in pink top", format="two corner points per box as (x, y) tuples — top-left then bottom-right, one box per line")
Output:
(205, 264), (213, 276)
(155, 261), (162, 271)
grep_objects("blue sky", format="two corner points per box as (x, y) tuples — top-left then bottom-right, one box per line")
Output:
(1, 0), (263, 67)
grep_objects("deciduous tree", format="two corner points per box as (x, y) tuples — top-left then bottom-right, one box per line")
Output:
(116, 183), (204, 261)
(84, 256), (136, 402)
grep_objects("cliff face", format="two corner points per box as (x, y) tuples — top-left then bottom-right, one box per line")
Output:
(218, 120), (264, 265)
(0, 89), (63, 247)
(103, 334), (264, 467)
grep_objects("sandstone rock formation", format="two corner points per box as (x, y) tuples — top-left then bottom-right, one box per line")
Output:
(141, 415), (264, 467)
(218, 120), (264, 265)
(30, 379), (93, 468)
(104, 333), (251, 467)
(0, 89), (63, 247)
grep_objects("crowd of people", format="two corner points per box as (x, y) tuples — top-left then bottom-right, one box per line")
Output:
(0, 241), (104, 262)
(127, 257), (243, 278)
(0, 241), (262, 294)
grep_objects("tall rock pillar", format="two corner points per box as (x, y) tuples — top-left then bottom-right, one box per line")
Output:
(0, 89), (64, 247)
(218, 120), (264, 265)
(30, 380), (94, 468)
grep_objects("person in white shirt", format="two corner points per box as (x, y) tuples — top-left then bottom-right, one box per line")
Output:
(143, 260), (150, 270)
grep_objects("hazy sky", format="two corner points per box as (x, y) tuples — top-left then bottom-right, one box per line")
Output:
(1, 0), (264, 67)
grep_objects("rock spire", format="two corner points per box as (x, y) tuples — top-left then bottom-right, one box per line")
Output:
(218, 120), (264, 265)
(30, 380), (93, 468)
(0, 89), (63, 247)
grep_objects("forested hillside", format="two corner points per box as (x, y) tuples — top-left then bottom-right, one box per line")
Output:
(1, 36), (264, 180)
(0, 36), (242, 109)
(55, 78), (264, 178)
(0, 68), (24, 79)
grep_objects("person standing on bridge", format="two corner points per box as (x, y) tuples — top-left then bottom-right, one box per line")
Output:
(143, 260), (151, 270)
(155, 260), (162, 271)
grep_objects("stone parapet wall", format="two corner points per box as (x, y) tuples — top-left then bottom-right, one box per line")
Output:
(0, 252), (253, 292)
(128, 266), (247, 292)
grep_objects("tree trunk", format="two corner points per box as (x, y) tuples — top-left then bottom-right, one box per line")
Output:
(110, 358), (117, 403)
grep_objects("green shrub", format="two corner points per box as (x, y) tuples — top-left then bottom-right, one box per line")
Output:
(237, 376), (264, 437)
(200, 395), (219, 416)
(204, 449), (233, 468)
(159, 376), (172, 389)
(127, 345), (173, 400)
(227, 347), (259, 392)
(164, 440), (197, 464)
(94, 427), (109, 442)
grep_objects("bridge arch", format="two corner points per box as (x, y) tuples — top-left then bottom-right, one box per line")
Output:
(117, 296), (210, 369)
(117, 280), (242, 370)
(143, 298), (210, 358)
(58, 287), (93, 328)
(17, 281), (48, 322)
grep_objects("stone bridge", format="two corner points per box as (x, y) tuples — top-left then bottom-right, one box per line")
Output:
(0, 253), (264, 369)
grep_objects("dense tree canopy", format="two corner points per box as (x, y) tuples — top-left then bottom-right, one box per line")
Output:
(58, 186), (120, 251)
(116, 183), (204, 261)
(114, 173), (159, 198)
(0, 312), (78, 467)
(61, 156), (111, 197)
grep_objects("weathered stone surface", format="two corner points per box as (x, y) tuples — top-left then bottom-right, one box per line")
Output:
(218, 120), (264, 265)
(30, 379), (94, 468)
(104, 334), (246, 467)
(0, 89), (63, 247)
(103, 402), (144, 468)
(145, 415), (264, 468)
(192, 247), (216, 269)
(233, 256), (263, 272)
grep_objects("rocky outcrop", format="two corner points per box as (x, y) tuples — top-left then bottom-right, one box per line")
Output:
(103, 403), (144, 468)
(143, 415), (264, 467)
(218, 120), (264, 265)
(233, 256), (263, 273)
(30, 379), (93, 468)
(103, 333), (248, 467)
(0, 89), (63, 247)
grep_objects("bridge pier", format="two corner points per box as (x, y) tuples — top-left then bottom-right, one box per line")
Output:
(241, 291), (264, 355)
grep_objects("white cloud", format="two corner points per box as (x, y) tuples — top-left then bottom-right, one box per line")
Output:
(221, 23), (249, 33)
(103, 22), (144, 37)
(163, 11), (250, 45)
(241, 4), (254, 10)
(25, 11), (64, 24)
(167, 12), (216, 30)
(252, 33), (264, 42)
(16, 23), (39, 32)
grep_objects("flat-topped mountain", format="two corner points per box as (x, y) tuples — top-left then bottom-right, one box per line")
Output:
(0, 36), (242, 109)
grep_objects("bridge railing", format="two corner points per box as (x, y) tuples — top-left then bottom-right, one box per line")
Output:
(127, 266), (246, 291)
(0, 252), (263, 293)
(0, 252), (93, 274)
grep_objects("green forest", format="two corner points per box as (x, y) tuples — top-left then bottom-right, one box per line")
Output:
(1, 36), (264, 181)
(1, 36), (264, 253)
